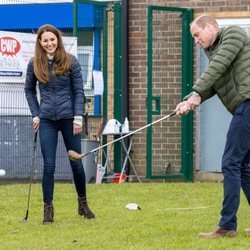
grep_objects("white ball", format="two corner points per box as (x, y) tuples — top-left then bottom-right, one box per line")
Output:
(0, 169), (6, 176)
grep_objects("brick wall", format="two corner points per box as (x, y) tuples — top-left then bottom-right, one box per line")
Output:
(128, 0), (250, 178)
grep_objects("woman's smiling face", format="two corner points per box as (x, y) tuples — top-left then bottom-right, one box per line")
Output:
(39, 31), (58, 56)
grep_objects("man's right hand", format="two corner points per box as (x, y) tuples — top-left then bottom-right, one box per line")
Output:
(174, 94), (201, 115)
(174, 101), (191, 115)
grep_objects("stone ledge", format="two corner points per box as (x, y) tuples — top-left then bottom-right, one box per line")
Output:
(195, 171), (223, 182)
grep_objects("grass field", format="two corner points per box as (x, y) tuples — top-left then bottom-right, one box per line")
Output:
(0, 181), (250, 249)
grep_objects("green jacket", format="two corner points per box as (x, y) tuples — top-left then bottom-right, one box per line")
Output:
(191, 25), (250, 114)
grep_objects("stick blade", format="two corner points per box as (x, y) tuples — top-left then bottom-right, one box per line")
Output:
(22, 210), (28, 222)
(68, 150), (84, 161)
(22, 217), (28, 222)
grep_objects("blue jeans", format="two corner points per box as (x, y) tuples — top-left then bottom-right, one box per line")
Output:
(39, 118), (86, 204)
(219, 100), (250, 230)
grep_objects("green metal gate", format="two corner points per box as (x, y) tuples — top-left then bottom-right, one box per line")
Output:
(147, 6), (193, 181)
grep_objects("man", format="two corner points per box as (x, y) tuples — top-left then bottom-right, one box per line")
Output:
(174, 15), (250, 238)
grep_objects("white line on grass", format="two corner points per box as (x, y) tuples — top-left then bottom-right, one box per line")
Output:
(156, 206), (208, 211)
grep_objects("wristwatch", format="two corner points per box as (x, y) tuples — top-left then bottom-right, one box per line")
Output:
(192, 91), (200, 97)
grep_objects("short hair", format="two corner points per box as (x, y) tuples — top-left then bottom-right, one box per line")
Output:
(191, 16), (219, 29)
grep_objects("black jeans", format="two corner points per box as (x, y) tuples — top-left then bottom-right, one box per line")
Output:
(39, 118), (86, 203)
(219, 100), (250, 230)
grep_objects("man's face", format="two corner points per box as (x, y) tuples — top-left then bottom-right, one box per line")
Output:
(190, 23), (215, 49)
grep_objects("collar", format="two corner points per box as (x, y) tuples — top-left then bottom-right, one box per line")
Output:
(47, 54), (54, 60)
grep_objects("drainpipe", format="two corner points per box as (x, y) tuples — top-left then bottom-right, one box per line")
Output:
(121, 0), (129, 177)
(122, 0), (128, 120)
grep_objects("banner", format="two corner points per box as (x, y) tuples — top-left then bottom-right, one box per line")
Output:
(0, 30), (77, 83)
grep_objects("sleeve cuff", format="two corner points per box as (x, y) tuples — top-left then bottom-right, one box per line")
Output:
(32, 116), (40, 123)
(73, 115), (83, 127)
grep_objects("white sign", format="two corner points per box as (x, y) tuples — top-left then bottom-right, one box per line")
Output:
(93, 70), (104, 95)
(0, 30), (77, 83)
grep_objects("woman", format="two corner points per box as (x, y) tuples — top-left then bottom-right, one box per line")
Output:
(25, 24), (95, 224)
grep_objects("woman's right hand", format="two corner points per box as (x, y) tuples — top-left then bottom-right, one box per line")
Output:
(33, 116), (40, 132)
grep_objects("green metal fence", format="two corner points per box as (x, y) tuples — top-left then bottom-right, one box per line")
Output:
(0, 1), (194, 182)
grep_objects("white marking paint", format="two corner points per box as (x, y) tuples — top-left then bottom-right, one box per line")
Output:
(156, 206), (208, 211)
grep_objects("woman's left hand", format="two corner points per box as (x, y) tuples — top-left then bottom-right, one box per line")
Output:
(73, 123), (82, 135)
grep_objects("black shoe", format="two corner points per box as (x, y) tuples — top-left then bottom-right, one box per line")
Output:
(78, 196), (95, 219)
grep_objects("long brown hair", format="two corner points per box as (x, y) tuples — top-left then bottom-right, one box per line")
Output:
(33, 24), (73, 83)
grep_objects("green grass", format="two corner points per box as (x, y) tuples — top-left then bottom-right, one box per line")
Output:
(0, 182), (250, 249)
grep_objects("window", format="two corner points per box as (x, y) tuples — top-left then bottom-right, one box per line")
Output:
(77, 46), (94, 91)
(217, 18), (250, 35)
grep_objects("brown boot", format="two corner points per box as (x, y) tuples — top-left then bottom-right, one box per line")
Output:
(198, 227), (237, 239)
(43, 202), (54, 224)
(78, 196), (95, 219)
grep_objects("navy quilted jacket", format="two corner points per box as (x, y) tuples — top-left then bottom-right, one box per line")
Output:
(25, 54), (85, 120)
